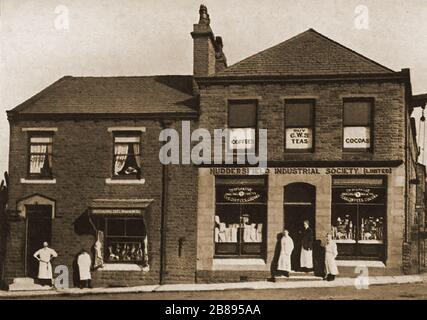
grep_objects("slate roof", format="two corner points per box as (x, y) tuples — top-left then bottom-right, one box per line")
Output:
(215, 29), (395, 77)
(10, 75), (197, 116)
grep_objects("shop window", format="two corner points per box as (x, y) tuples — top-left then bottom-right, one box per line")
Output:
(103, 217), (148, 264)
(227, 101), (257, 154)
(331, 177), (386, 260)
(343, 99), (373, 151)
(214, 177), (267, 258)
(284, 100), (314, 152)
(28, 134), (53, 178)
(113, 133), (142, 179)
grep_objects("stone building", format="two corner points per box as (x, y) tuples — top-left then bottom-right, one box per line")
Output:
(1, 5), (426, 288)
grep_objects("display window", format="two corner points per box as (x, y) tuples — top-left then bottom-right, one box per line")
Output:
(331, 177), (386, 260)
(214, 176), (267, 258)
(95, 217), (148, 266)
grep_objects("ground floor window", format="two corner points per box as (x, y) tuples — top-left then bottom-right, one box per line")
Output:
(331, 176), (386, 260)
(96, 217), (148, 264)
(214, 176), (267, 258)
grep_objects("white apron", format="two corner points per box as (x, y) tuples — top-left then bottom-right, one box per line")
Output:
(300, 247), (313, 269)
(278, 236), (294, 272)
(325, 241), (339, 275)
(77, 252), (92, 280)
(34, 248), (58, 279)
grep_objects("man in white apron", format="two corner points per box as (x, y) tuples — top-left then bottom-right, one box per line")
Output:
(277, 230), (294, 278)
(77, 249), (92, 288)
(300, 220), (313, 272)
(33, 242), (58, 287)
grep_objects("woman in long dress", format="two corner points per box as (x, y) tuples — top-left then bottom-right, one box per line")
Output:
(324, 233), (339, 281)
(300, 220), (313, 271)
(33, 242), (58, 287)
(277, 230), (294, 277)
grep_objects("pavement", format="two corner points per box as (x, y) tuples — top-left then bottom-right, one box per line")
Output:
(0, 274), (424, 299)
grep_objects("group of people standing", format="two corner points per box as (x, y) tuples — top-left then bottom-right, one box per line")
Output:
(33, 242), (93, 289)
(276, 220), (339, 281)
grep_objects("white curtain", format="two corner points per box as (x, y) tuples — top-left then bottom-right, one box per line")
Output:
(30, 145), (47, 174)
(133, 144), (141, 169)
(114, 144), (128, 175)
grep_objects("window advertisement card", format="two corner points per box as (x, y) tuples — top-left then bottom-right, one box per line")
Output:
(285, 127), (313, 149)
(343, 126), (370, 149)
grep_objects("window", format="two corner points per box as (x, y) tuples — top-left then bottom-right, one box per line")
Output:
(28, 134), (53, 178)
(104, 217), (148, 265)
(343, 99), (373, 151)
(214, 177), (267, 258)
(285, 100), (314, 152)
(331, 177), (386, 260)
(113, 133), (142, 179)
(227, 101), (257, 154)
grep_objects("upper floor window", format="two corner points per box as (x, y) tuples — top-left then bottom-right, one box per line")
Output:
(343, 99), (373, 152)
(113, 133), (142, 179)
(227, 100), (257, 154)
(28, 134), (53, 178)
(285, 100), (314, 152)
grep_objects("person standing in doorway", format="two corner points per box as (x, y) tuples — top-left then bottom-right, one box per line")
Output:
(77, 249), (92, 288)
(33, 242), (58, 287)
(324, 233), (339, 281)
(300, 220), (313, 272)
(277, 229), (294, 278)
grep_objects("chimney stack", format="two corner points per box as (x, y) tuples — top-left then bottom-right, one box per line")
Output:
(191, 5), (226, 76)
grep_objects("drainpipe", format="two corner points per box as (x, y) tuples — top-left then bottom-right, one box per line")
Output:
(159, 120), (173, 285)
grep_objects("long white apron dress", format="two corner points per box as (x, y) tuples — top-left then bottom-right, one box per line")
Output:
(300, 248), (313, 269)
(278, 235), (294, 272)
(77, 252), (92, 281)
(33, 248), (58, 280)
(300, 228), (313, 269)
(325, 241), (339, 275)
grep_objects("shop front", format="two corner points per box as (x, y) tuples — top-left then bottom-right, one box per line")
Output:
(197, 164), (405, 281)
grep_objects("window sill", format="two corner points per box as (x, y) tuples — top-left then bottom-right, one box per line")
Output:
(213, 258), (266, 266)
(97, 264), (149, 272)
(20, 178), (56, 184)
(336, 260), (385, 268)
(105, 178), (145, 185)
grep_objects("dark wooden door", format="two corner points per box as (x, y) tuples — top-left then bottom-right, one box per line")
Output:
(26, 205), (52, 278)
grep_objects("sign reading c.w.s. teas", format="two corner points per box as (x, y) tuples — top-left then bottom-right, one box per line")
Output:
(285, 128), (313, 149)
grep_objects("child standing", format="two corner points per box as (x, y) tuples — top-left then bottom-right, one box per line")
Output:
(324, 233), (339, 281)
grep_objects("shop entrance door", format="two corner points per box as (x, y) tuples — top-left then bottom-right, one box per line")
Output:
(25, 205), (52, 278)
(284, 183), (316, 271)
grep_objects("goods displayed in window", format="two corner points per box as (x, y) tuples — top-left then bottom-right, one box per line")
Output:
(95, 217), (149, 266)
(107, 241), (146, 263)
(215, 177), (267, 257)
(331, 177), (386, 260)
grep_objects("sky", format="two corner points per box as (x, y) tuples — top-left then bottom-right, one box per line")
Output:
(0, 0), (427, 175)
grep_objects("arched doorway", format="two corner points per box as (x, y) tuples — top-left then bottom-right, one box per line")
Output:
(284, 183), (316, 271)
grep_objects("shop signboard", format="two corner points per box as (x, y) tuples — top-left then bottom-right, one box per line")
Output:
(343, 126), (371, 149)
(228, 128), (256, 150)
(332, 187), (385, 204)
(285, 127), (313, 149)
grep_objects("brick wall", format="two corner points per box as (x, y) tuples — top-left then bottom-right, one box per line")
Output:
(198, 80), (406, 162)
(4, 118), (198, 286)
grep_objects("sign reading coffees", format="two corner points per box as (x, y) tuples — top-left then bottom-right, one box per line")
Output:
(344, 127), (370, 149)
(229, 128), (256, 150)
(286, 128), (312, 149)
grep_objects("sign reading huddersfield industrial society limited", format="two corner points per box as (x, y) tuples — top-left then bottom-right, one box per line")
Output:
(209, 167), (393, 176)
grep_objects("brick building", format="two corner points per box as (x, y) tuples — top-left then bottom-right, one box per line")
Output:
(1, 5), (426, 288)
